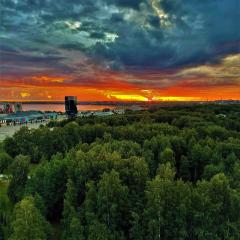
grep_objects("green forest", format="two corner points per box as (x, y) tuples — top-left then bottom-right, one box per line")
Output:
(1, 104), (240, 240)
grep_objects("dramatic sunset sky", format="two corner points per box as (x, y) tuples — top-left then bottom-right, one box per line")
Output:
(0, 0), (239, 101)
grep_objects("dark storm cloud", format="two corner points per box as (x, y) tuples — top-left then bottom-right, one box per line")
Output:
(105, 0), (142, 9)
(0, 50), (64, 64)
(0, 0), (239, 81)
(92, 27), (174, 68)
(90, 32), (106, 39)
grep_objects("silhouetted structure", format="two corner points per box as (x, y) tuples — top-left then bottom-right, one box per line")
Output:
(3, 103), (13, 114)
(65, 96), (78, 118)
(14, 103), (23, 112)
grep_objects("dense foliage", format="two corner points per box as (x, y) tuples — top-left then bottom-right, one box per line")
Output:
(1, 104), (240, 239)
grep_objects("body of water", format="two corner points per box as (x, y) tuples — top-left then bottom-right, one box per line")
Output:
(0, 104), (116, 141)
(20, 104), (115, 112)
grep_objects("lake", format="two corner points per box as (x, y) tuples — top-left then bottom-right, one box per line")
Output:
(20, 104), (115, 112)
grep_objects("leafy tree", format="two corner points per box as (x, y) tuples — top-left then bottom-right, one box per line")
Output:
(206, 125), (228, 140)
(63, 216), (84, 240)
(96, 170), (129, 237)
(231, 162), (240, 189)
(179, 155), (191, 181)
(1, 104), (240, 239)
(26, 157), (68, 220)
(192, 174), (240, 239)
(83, 180), (98, 225)
(189, 144), (210, 182)
(114, 156), (149, 204)
(10, 196), (50, 240)
(2, 137), (17, 158)
(224, 152), (238, 173)
(129, 212), (144, 240)
(0, 180), (13, 239)
(145, 163), (190, 240)
(159, 148), (175, 166)
(207, 174), (240, 239)
(143, 135), (171, 176)
(88, 220), (113, 240)
(61, 180), (81, 240)
(7, 155), (30, 203)
(202, 163), (224, 180)
(192, 180), (220, 239)
(0, 152), (13, 173)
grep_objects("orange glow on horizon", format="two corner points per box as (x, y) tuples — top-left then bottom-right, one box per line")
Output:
(1, 79), (239, 102)
(1, 84), (239, 102)
(0, 54), (239, 102)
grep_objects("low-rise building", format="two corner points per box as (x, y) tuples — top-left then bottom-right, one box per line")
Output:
(0, 111), (58, 126)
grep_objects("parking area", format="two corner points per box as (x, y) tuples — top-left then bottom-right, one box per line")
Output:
(0, 122), (48, 142)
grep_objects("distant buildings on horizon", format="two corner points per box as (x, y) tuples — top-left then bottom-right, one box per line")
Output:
(0, 102), (23, 114)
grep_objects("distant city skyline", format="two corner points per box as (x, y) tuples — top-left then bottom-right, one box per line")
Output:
(0, 0), (239, 101)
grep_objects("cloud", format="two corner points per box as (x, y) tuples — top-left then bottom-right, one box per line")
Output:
(105, 0), (143, 9)
(0, 0), (239, 101)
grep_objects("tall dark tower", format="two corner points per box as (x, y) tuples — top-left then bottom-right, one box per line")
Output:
(65, 96), (78, 118)
(14, 103), (23, 113)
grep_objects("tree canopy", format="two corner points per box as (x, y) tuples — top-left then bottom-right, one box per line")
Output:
(1, 104), (240, 239)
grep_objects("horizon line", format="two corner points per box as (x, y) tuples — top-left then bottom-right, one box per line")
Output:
(0, 99), (240, 104)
